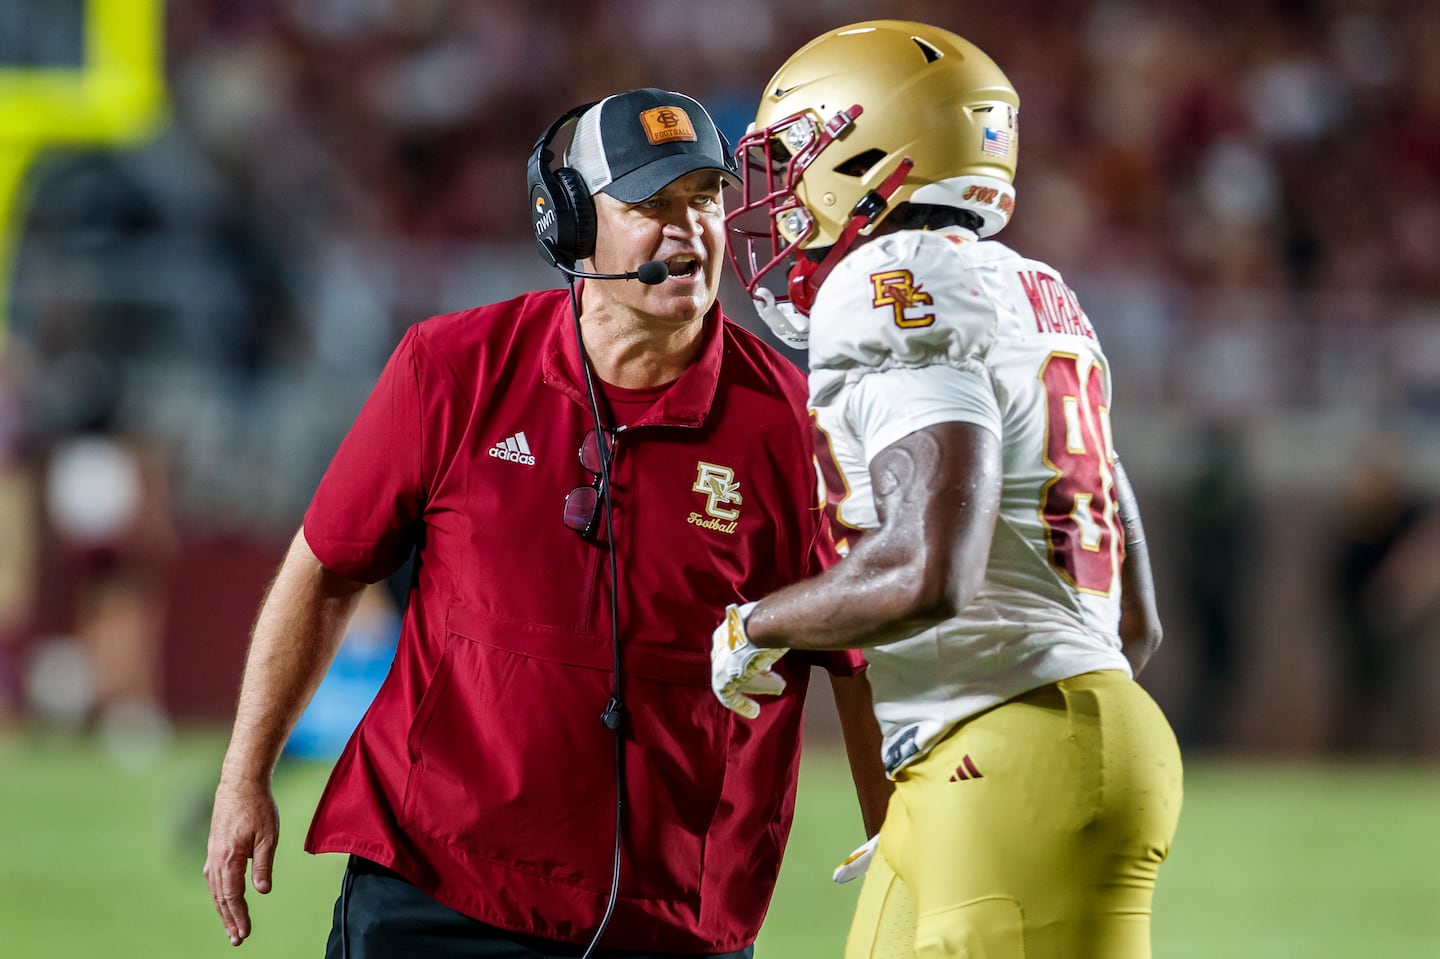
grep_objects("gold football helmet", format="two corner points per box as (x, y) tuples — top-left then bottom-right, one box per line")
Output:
(726, 20), (1020, 336)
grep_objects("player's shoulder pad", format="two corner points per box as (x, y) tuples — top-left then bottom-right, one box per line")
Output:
(808, 229), (1020, 373)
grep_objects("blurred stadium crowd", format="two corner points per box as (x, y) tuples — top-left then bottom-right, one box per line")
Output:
(2, 0), (1439, 755)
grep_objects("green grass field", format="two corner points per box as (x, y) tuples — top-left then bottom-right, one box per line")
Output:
(1, 731), (1437, 958)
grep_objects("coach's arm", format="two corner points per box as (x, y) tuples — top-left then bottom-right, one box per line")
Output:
(204, 528), (366, 947)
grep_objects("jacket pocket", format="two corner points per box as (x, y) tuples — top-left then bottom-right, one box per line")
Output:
(400, 618), (728, 902)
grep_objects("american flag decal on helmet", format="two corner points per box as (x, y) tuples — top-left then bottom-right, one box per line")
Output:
(982, 126), (1012, 156)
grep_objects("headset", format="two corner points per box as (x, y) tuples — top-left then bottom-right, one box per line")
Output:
(527, 100), (626, 959)
(527, 101), (600, 271)
(526, 101), (737, 957)
(527, 98), (737, 277)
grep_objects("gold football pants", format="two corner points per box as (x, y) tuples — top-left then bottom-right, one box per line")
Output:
(845, 670), (1183, 959)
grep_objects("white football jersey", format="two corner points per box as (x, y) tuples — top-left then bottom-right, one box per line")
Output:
(808, 226), (1132, 773)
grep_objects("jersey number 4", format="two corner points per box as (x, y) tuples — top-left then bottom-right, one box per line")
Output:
(1039, 353), (1121, 595)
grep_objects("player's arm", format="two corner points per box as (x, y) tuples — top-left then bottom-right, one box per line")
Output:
(204, 528), (366, 947)
(746, 421), (1003, 651)
(1113, 458), (1162, 676)
(828, 670), (892, 837)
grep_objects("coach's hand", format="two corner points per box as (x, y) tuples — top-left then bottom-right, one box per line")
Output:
(710, 602), (788, 719)
(204, 779), (279, 946)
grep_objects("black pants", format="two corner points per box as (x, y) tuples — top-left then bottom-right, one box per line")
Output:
(324, 857), (755, 959)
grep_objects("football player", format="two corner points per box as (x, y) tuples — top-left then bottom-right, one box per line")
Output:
(711, 20), (1183, 959)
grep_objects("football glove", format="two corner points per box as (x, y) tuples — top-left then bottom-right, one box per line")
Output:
(710, 602), (788, 719)
(832, 835), (879, 884)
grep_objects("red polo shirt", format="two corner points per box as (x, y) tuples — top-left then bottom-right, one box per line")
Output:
(302, 288), (860, 953)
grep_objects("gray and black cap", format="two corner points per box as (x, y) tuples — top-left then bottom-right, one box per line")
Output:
(565, 88), (739, 202)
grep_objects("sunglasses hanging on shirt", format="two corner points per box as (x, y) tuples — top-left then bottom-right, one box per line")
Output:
(564, 427), (625, 542)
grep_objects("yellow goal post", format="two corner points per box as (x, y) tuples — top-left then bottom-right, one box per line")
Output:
(0, 0), (166, 352)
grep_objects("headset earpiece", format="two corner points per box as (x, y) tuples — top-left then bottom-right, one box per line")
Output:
(552, 167), (597, 262)
(527, 102), (599, 269)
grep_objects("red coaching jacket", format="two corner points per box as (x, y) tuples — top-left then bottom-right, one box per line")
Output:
(302, 288), (860, 953)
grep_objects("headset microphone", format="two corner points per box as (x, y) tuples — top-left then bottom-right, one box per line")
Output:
(552, 258), (671, 286)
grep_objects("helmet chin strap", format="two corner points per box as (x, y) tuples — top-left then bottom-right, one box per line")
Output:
(751, 287), (810, 350)
(787, 157), (915, 316)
